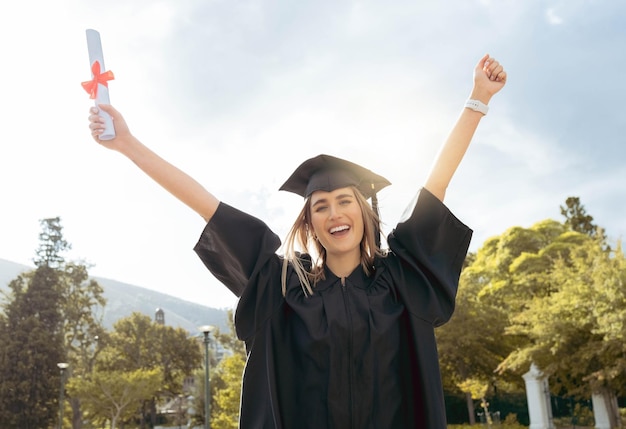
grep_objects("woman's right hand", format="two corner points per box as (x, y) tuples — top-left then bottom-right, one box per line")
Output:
(88, 104), (133, 152)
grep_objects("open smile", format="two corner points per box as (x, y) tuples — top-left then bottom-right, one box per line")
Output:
(329, 225), (350, 235)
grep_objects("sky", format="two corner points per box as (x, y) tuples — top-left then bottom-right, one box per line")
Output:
(1, 0), (624, 310)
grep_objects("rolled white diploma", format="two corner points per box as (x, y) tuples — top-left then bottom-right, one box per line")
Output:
(85, 29), (116, 140)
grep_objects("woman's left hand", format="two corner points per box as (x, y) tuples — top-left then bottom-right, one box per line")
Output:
(473, 54), (507, 100)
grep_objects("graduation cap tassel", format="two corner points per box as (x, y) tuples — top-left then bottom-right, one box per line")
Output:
(371, 193), (381, 250)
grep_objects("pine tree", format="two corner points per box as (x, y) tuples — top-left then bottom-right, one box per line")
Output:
(34, 216), (70, 268)
(560, 197), (600, 237)
(0, 265), (65, 428)
(0, 218), (68, 428)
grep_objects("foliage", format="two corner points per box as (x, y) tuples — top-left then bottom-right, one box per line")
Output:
(213, 309), (246, 357)
(96, 312), (202, 395)
(437, 259), (513, 423)
(192, 309), (247, 428)
(68, 367), (162, 429)
(437, 221), (572, 421)
(34, 216), (70, 268)
(60, 261), (106, 376)
(501, 238), (626, 397)
(54, 311), (205, 428)
(439, 196), (625, 424)
(560, 196), (603, 239)
(59, 260), (107, 429)
(552, 402), (595, 427)
(437, 261), (512, 388)
(0, 220), (67, 428)
(457, 378), (489, 401)
(447, 424), (526, 429)
(210, 353), (246, 429)
(0, 218), (106, 429)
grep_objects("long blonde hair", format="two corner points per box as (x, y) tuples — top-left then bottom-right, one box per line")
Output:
(281, 186), (384, 296)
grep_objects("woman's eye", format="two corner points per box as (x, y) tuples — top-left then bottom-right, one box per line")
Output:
(315, 206), (328, 212)
(339, 199), (351, 206)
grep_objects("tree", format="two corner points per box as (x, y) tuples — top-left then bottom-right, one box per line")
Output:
(0, 219), (68, 428)
(0, 270), (65, 428)
(95, 312), (202, 425)
(438, 216), (602, 423)
(68, 368), (162, 429)
(59, 261), (107, 429)
(457, 378), (493, 425)
(60, 262), (106, 371)
(502, 238), (626, 398)
(210, 354), (246, 429)
(98, 312), (201, 391)
(459, 198), (625, 417)
(439, 224), (570, 363)
(437, 267), (511, 424)
(213, 309), (245, 357)
(560, 196), (605, 241)
(191, 309), (247, 428)
(34, 216), (70, 268)
(0, 217), (107, 429)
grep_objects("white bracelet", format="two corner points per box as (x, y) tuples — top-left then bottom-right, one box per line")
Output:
(465, 99), (489, 115)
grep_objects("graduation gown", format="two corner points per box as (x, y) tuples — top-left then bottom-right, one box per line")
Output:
(194, 188), (472, 429)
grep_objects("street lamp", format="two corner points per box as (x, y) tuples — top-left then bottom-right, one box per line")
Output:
(178, 394), (184, 429)
(57, 363), (69, 429)
(199, 325), (214, 429)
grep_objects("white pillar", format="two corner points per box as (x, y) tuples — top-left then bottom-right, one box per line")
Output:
(522, 363), (555, 429)
(592, 392), (611, 429)
(592, 388), (621, 429)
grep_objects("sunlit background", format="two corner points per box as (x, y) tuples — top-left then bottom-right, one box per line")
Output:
(1, 0), (624, 309)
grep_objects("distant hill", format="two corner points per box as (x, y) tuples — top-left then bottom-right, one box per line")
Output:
(0, 258), (228, 333)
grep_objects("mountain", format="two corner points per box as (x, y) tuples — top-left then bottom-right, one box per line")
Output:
(0, 258), (229, 333)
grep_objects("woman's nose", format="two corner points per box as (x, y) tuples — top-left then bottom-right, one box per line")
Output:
(328, 203), (340, 219)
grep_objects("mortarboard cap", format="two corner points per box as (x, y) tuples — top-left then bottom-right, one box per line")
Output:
(279, 154), (391, 199)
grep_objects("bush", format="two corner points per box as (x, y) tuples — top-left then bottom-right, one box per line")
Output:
(447, 425), (526, 429)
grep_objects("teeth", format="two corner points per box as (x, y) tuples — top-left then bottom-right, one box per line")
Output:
(330, 225), (349, 234)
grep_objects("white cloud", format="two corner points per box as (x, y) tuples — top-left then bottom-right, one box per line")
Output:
(546, 8), (564, 25)
(479, 117), (579, 176)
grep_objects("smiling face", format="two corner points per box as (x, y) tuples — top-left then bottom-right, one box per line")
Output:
(309, 186), (365, 272)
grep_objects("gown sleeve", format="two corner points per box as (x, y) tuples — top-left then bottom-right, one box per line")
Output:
(193, 202), (282, 297)
(386, 188), (472, 326)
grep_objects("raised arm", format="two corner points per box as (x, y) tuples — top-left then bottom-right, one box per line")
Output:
(424, 54), (507, 201)
(88, 104), (220, 222)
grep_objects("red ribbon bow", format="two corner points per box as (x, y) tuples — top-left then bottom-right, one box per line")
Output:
(81, 60), (115, 99)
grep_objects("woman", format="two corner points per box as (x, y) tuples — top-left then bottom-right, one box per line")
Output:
(89, 54), (507, 428)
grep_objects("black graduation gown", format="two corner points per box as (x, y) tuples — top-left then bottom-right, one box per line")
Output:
(194, 188), (472, 429)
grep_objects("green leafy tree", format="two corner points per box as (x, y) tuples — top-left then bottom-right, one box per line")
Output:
(210, 311), (246, 428)
(34, 216), (70, 268)
(67, 367), (162, 429)
(98, 312), (201, 392)
(438, 197), (620, 424)
(437, 265), (511, 424)
(438, 215), (602, 423)
(192, 309), (247, 428)
(0, 218), (69, 428)
(560, 197), (594, 235)
(560, 196), (606, 242)
(459, 198), (624, 415)
(59, 261), (106, 429)
(457, 378), (493, 425)
(211, 353), (246, 429)
(502, 238), (626, 398)
(214, 309), (245, 357)
(0, 217), (107, 429)
(95, 312), (202, 425)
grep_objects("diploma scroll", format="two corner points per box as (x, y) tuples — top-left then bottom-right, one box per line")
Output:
(85, 29), (115, 140)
